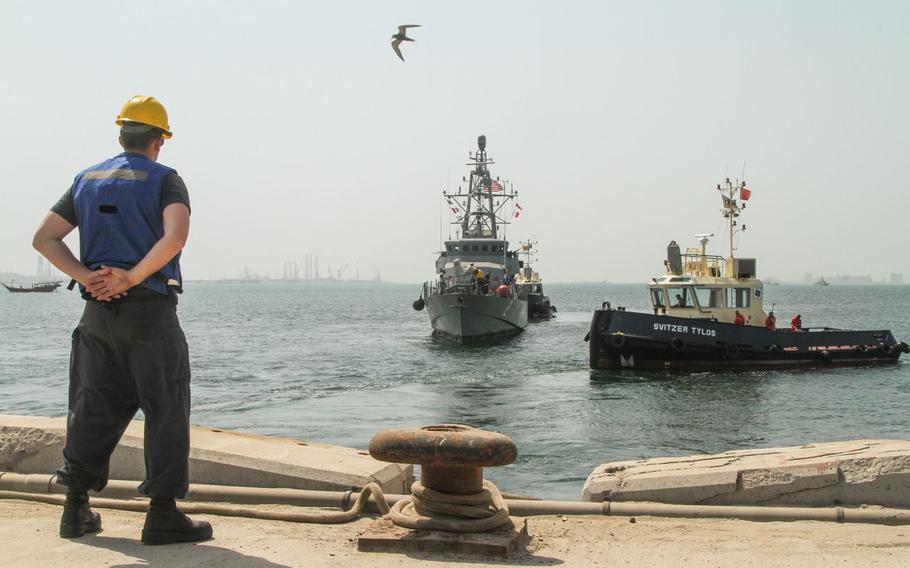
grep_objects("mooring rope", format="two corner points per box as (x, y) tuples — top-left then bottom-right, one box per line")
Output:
(0, 478), (512, 532)
(0, 482), (390, 525)
(388, 480), (512, 533)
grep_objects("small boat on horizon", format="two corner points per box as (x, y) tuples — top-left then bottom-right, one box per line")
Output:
(2, 280), (63, 293)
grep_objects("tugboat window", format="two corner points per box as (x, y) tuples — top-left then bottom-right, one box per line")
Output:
(650, 288), (666, 307)
(482, 245), (489, 252)
(694, 287), (723, 308)
(667, 287), (694, 308)
(726, 287), (752, 308)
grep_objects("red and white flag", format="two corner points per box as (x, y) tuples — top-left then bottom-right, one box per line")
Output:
(514, 202), (524, 219)
(490, 180), (503, 192)
(451, 206), (458, 214)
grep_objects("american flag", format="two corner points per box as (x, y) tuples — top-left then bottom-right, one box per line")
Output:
(490, 180), (503, 192)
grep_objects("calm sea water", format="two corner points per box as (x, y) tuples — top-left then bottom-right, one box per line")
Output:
(1, 282), (908, 499)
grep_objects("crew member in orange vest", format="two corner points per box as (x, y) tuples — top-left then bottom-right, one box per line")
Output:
(734, 310), (746, 325)
(765, 311), (776, 331)
(791, 314), (802, 332)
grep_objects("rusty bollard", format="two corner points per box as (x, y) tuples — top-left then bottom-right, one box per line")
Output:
(369, 424), (517, 495)
(361, 424), (528, 556)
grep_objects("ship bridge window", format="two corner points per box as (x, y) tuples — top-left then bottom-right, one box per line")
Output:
(481, 245), (489, 252)
(667, 287), (695, 308)
(726, 287), (752, 309)
(650, 288), (666, 308)
(453, 245), (461, 253)
(694, 287), (723, 309)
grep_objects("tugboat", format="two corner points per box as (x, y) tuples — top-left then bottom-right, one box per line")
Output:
(413, 135), (527, 343)
(1, 280), (63, 293)
(587, 178), (909, 370)
(514, 240), (557, 320)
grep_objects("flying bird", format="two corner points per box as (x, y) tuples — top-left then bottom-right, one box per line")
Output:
(391, 24), (420, 61)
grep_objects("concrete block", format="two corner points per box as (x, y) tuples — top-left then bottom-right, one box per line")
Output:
(357, 517), (530, 558)
(583, 439), (910, 508)
(0, 415), (412, 494)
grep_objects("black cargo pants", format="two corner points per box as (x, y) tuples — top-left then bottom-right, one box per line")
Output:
(56, 290), (191, 499)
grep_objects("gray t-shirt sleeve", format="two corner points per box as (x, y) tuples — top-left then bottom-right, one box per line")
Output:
(48, 171), (190, 225)
(162, 172), (191, 214)
(50, 186), (77, 226)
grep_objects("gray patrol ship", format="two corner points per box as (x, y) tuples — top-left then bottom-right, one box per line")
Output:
(413, 135), (527, 342)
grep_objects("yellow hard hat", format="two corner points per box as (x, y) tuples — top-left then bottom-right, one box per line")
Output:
(115, 95), (172, 139)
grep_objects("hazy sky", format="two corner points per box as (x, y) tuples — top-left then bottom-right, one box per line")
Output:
(2, 1), (908, 283)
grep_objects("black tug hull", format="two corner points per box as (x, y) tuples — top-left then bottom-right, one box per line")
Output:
(589, 308), (906, 371)
(527, 294), (556, 320)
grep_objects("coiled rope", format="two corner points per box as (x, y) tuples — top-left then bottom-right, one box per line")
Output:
(389, 480), (511, 533)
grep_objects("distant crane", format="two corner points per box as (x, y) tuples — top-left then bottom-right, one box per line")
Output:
(336, 263), (350, 281)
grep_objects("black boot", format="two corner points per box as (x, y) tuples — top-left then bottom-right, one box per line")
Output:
(59, 490), (102, 538)
(141, 498), (213, 545)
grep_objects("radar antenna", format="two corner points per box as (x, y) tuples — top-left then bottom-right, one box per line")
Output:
(717, 178), (749, 258)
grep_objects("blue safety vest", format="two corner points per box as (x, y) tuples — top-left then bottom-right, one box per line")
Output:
(71, 152), (182, 296)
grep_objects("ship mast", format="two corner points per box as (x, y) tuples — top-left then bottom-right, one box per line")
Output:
(519, 239), (538, 266)
(443, 135), (517, 240)
(717, 178), (748, 260)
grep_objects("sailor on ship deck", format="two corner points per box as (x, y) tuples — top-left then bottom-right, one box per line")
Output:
(765, 311), (777, 331)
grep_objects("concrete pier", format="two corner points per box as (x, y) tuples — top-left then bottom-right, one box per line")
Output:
(2, 420), (909, 566)
(583, 439), (910, 507)
(0, 415), (412, 493)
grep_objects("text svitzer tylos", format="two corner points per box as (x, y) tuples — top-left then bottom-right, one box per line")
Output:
(653, 323), (717, 337)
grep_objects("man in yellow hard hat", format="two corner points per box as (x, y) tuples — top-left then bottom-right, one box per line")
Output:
(32, 95), (212, 544)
